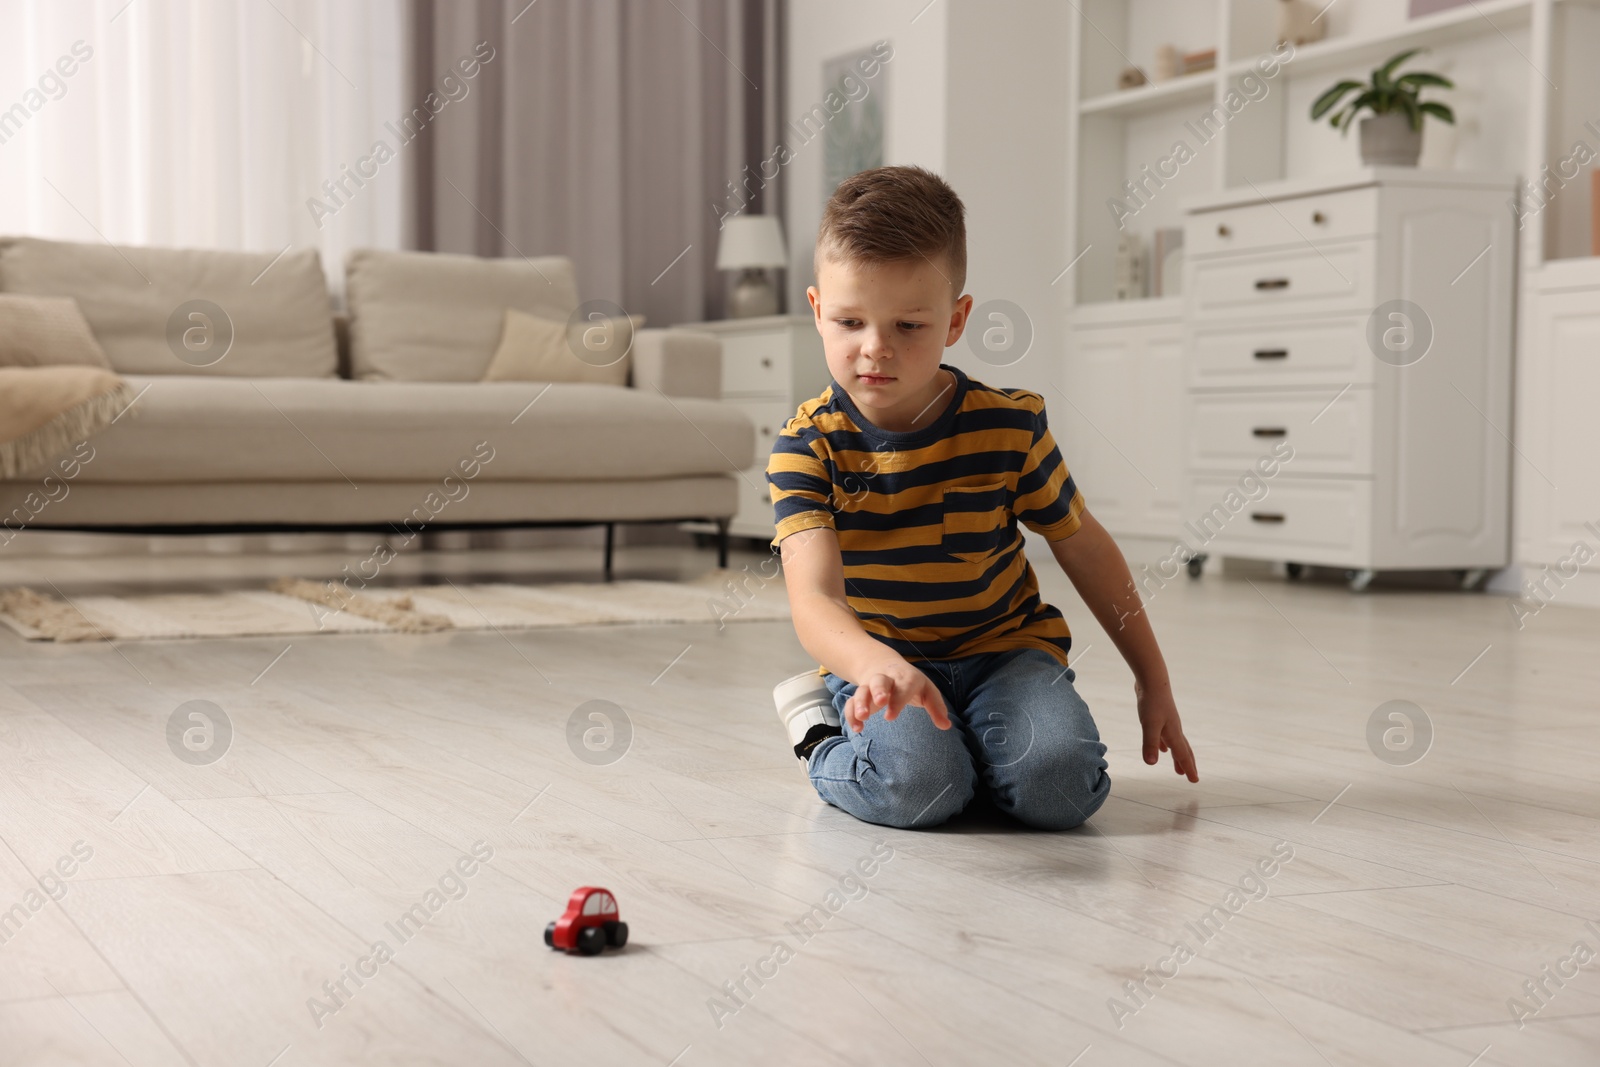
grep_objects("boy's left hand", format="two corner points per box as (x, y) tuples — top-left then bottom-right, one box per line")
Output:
(1136, 680), (1198, 782)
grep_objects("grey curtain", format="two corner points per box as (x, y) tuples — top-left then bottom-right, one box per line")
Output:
(405, 0), (785, 325)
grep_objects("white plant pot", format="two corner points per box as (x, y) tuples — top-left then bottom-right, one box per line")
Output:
(1359, 112), (1423, 167)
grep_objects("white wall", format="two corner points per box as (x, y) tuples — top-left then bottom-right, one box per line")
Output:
(782, 0), (1071, 408)
(944, 0), (1071, 405)
(782, 0), (949, 312)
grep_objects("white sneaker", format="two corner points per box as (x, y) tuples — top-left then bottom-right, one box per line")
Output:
(773, 669), (840, 760)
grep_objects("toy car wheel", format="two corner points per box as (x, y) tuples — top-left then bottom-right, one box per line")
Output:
(543, 922), (557, 949)
(604, 920), (629, 949)
(576, 925), (606, 956)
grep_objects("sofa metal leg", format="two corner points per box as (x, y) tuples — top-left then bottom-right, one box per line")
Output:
(715, 518), (729, 570)
(603, 523), (615, 582)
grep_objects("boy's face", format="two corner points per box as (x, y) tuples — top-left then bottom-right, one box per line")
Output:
(807, 254), (973, 433)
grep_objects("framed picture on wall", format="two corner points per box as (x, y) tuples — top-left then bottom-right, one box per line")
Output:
(821, 46), (886, 204)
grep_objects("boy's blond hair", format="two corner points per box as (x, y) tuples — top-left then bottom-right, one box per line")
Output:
(814, 164), (967, 297)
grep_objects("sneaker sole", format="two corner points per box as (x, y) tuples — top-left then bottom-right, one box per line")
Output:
(773, 669), (839, 747)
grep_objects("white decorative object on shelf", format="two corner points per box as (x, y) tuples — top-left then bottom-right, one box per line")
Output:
(1114, 232), (1146, 300)
(1276, 0), (1327, 47)
(1153, 43), (1180, 82)
(1152, 228), (1185, 297)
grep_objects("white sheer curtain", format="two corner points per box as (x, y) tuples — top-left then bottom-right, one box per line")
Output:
(0, 0), (406, 290)
(0, 0), (404, 560)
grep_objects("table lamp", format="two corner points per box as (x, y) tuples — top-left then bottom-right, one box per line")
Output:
(716, 215), (787, 318)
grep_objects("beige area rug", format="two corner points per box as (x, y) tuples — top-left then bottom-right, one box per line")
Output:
(0, 569), (789, 642)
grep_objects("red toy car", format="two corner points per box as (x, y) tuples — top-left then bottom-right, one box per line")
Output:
(544, 886), (628, 955)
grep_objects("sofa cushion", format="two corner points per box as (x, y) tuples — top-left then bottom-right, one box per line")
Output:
(0, 294), (112, 368)
(345, 249), (580, 381)
(0, 236), (338, 378)
(74, 377), (756, 484)
(482, 307), (641, 386)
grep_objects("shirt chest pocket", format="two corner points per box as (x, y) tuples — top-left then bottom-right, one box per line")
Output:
(942, 480), (1011, 564)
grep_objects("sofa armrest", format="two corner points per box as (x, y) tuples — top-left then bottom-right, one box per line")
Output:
(630, 328), (721, 399)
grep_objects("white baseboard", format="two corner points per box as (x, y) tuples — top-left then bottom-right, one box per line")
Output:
(1489, 561), (1600, 611)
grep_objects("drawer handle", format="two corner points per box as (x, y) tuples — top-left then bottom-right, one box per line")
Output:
(1312, 211), (1327, 224)
(1253, 348), (1289, 360)
(1251, 427), (1288, 438)
(1216, 224), (1231, 237)
(1254, 278), (1290, 291)
(760, 357), (773, 368)
(760, 426), (773, 436)
(1250, 512), (1286, 524)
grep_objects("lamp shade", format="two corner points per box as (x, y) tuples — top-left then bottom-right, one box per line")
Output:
(716, 215), (788, 270)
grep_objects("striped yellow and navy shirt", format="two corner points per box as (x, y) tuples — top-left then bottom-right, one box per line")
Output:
(766, 362), (1087, 680)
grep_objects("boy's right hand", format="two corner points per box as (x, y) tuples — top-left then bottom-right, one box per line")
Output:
(843, 662), (952, 733)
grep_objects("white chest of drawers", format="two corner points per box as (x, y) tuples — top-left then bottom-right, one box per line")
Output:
(686, 314), (832, 540)
(1180, 169), (1516, 588)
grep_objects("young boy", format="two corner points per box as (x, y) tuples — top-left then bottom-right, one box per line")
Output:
(767, 165), (1197, 831)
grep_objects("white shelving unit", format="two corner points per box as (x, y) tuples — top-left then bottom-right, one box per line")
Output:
(1060, 0), (1600, 575)
(1222, 0), (1536, 80)
(1078, 75), (1215, 118)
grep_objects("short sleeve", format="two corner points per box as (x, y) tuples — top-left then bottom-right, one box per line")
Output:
(1014, 398), (1086, 541)
(766, 419), (836, 551)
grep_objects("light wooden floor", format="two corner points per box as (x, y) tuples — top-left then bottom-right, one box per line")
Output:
(1, 541), (1597, 1067)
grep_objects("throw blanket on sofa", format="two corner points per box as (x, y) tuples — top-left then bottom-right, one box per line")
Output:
(0, 366), (134, 480)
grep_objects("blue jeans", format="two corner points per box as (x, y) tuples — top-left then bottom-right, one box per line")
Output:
(809, 648), (1111, 830)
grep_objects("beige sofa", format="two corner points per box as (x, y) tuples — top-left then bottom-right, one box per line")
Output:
(0, 237), (755, 575)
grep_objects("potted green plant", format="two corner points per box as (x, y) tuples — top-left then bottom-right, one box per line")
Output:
(1310, 49), (1454, 167)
